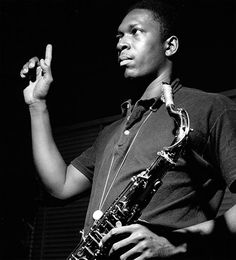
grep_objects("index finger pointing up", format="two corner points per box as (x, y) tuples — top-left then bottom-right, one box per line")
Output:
(45, 44), (52, 66)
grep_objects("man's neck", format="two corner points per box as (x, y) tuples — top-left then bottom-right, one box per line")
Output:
(141, 67), (172, 100)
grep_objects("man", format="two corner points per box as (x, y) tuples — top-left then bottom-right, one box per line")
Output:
(20, 0), (236, 259)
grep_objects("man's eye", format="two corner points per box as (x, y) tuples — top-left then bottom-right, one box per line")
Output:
(131, 28), (142, 35)
(116, 34), (123, 40)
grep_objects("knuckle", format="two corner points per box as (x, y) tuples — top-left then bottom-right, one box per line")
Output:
(28, 59), (34, 65)
(133, 223), (141, 229)
(23, 64), (29, 71)
(30, 56), (38, 62)
(144, 251), (152, 259)
(120, 255), (125, 260)
(110, 228), (116, 236)
(135, 231), (143, 240)
(111, 243), (118, 251)
(140, 239), (148, 248)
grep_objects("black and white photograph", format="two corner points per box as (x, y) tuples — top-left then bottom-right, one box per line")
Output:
(1, 0), (236, 259)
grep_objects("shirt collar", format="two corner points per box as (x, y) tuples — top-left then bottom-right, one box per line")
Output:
(120, 78), (182, 116)
(140, 70), (172, 100)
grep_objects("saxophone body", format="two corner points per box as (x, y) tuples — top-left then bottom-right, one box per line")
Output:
(67, 83), (191, 260)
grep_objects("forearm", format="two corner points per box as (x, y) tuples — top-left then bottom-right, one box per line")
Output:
(178, 204), (236, 235)
(173, 204), (236, 257)
(29, 100), (67, 196)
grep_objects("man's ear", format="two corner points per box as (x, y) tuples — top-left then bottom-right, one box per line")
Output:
(164, 36), (179, 57)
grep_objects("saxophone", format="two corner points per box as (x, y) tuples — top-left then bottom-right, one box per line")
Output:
(67, 83), (191, 260)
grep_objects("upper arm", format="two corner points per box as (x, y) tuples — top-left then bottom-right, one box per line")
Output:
(59, 164), (92, 199)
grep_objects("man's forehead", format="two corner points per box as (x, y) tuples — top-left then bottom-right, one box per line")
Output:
(118, 8), (158, 31)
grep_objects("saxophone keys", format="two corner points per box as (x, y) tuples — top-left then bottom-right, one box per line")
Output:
(154, 179), (162, 189)
(93, 210), (103, 221)
(80, 229), (86, 241)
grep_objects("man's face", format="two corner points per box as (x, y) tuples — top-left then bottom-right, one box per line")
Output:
(117, 8), (167, 79)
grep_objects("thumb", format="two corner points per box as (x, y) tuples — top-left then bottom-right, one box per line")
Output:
(40, 58), (50, 72)
(39, 57), (53, 83)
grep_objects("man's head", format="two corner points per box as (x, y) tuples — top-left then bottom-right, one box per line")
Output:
(127, 0), (182, 43)
(117, 0), (181, 79)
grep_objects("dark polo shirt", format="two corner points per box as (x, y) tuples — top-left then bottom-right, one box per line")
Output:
(71, 82), (236, 236)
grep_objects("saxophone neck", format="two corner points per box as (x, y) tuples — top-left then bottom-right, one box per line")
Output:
(161, 82), (191, 151)
(161, 82), (180, 120)
(161, 82), (174, 107)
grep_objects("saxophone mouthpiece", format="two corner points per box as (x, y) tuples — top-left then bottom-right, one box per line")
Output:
(162, 82), (174, 107)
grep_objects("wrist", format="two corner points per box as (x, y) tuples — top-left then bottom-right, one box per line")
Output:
(29, 100), (48, 115)
(155, 235), (187, 258)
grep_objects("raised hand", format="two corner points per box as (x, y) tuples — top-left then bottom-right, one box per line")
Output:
(20, 44), (53, 105)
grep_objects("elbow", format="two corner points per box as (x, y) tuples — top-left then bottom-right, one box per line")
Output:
(46, 186), (70, 200)
(50, 192), (68, 200)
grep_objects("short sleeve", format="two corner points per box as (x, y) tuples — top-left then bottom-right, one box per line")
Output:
(71, 145), (96, 182)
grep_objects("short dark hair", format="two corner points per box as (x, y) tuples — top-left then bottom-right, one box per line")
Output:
(127, 0), (183, 42)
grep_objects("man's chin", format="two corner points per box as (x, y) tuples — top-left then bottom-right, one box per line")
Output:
(124, 68), (139, 79)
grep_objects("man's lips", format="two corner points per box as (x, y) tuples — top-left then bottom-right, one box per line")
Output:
(118, 54), (133, 66)
(120, 59), (132, 66)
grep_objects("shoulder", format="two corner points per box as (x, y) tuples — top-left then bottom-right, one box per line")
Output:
(174, 86), (236, 137)
(175, 86), (236, 113)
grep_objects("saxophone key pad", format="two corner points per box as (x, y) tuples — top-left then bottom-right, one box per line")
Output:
(124, 130), (130, 135)
(93, 210), (103, 221)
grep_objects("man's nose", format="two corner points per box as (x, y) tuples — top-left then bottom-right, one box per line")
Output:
(117, 37), (131, 51)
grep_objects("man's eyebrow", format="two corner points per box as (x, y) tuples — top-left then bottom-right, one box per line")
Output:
(117, 23), (140, 35)
(116, 29), (123, 35)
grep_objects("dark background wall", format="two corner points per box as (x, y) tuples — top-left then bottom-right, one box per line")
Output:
(1, 0), (236, 125)
(1, 0), (235, 259)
